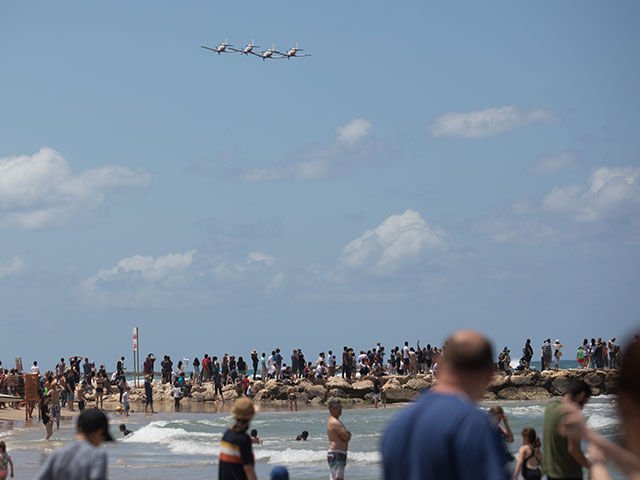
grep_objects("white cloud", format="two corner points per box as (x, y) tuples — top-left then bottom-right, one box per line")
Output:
(339, 209), (447, 275)
(478, 165), (640, 244)
(336, 118), (371, 145)
(527, 152), (577, 174)
(430, 106), (554, 139)
(240, 118), (386, 182)
(0, 256), (27, 279)
(0, 147), (150, 229)
(83, 250), (196, 289)
(81, 248), (281, 307)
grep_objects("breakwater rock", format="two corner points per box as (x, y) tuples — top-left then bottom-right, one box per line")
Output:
(114, 368), (617, 409)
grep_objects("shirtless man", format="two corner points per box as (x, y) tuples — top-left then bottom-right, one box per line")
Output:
(327, 400), (351, 480)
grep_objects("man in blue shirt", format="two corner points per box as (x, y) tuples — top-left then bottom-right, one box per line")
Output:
(381, 330), (511, 480)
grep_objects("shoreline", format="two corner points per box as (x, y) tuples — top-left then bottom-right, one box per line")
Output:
(1, 367), (616, 432)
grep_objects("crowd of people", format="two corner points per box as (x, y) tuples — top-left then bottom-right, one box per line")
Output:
(1, 332), (637, 479)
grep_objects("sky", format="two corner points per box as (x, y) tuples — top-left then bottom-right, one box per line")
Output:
(1, 1), (639, 370)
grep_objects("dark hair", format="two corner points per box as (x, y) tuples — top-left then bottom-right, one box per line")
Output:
(522, 428), (540, 449)
(618, 336), (640, 403)
(250, 429), (258, 436)
(0, 441), (5, 452)
(567, 379), (592, 402)
(328, 400), (342, 410)
(301, 430), (308, 438)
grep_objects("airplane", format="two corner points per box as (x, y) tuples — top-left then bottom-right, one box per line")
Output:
(274, 43), (312, 59)
(200, 39), (234, 55)
(250, 44), (281, 61)
(230, 39), (260, 55)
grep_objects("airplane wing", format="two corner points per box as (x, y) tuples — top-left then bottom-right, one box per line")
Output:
(273, 51), (289, 56)
(200, 46), (219, 52)
(295, 54), (312, 57)
(248, 51), (264, 57)
(227, 47), (243, 53)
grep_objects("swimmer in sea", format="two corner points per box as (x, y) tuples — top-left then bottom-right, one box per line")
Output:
(296, 431), (309, 441)
(250, 429), (262, 445)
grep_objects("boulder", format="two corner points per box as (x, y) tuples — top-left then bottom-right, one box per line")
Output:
(584, 372), (605, 389)
(483, 391), (498, 401)
(305, 385), (327, 401)
(350, 380), (373, 398)
(405, 378), (430, 391)
(328, 388), (347, 398)
(384, 387), (418, 403)
(309, 397), (324, 406)
(251, 381), (265, 394)
(510, 371), (540, 387)
(326, 377), (351, 391)
(488, 374), (510, 392)
(549, 376), (573, 396)
(382, 378), (401, 392)
(191, 393), (206, 402)
(497, 386), (550, 401)
(223, 390), (239, 402)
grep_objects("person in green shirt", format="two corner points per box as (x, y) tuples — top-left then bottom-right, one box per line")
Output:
(542, 379), (592, 480)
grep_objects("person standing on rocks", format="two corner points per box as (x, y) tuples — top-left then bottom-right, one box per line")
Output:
(541, 339), (552, 372)
(382, 330), (511, 479)
(523, 339), (534, 369)
(251, 350), (259, 380)
(541, 378), (591, 479)
(341, 347), (350, 379)
(327, 400), (350, 480)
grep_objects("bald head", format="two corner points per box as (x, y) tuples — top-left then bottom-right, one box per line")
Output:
(443, 330), (494, 373)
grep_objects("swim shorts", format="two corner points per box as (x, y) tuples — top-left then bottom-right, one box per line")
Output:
(327, 450), (347, 480)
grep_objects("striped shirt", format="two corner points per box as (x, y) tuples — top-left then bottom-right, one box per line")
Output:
(219, 429), (253, 480)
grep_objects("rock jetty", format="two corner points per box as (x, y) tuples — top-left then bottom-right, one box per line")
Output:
(114, 368), (618, 410)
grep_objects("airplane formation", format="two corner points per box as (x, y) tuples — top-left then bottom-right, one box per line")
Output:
(200, 39), (312, 61)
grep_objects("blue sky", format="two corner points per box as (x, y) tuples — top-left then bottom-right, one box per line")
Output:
(1, 1), (639, 370)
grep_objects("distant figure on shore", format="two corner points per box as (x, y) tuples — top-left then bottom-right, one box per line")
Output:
(41, 395), (53, 440)
(327, 400), (350, 480)
(288, 382), (298, 412)
(382, 330), (511, 479)
(542, 378), (591, 479)
(0, 441), (14, 479)
(523, 339), (534, 369)
(372, 374), (384, 409)
(296, 430), (308, 441)
(514, 428), (542, 480)
(36, 409), (113, 480)
(219, 398), (258, 480)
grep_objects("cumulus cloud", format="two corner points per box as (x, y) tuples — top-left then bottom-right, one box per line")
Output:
(339, 209), (447, 275)
(430, 106), (554, 139)
(0, 147), (150, 229)
(477, 165), (640, 244)
(527, 152), (577, 174)
(81, 248), (281, 307)
(239, 118), (390, 182)
(336, 118), (371, 145)
(0, 256), (27, 280)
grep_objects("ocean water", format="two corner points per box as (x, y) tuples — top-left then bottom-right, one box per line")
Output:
(0, 396), (621, 479)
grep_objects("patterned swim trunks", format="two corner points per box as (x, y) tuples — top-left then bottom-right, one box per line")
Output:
(327, 450), (347, 480)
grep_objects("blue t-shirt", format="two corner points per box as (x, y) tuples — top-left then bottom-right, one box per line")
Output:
(381, 392), (510, 480)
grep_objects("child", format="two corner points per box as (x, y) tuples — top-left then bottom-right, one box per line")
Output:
(119, 424), (133, 437)
(121, 387), (131, 417)
(171, 382), (182, 411)
(0, 441), (14, 479)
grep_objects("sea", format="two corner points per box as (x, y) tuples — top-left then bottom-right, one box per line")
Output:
(0, 392), (623, 479)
